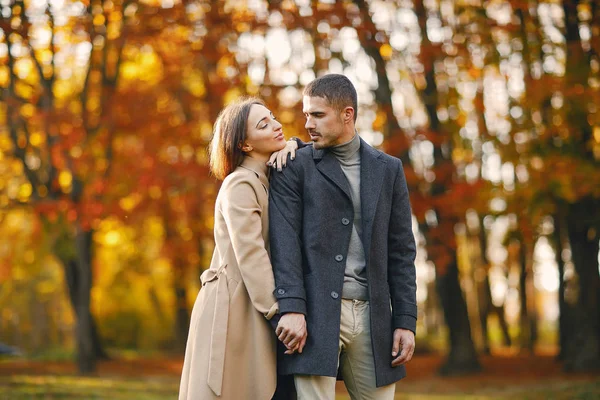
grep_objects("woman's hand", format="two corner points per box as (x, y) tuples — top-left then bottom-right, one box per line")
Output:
(268, 139), (298, 172)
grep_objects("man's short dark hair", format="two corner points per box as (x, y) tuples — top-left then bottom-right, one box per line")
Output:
(303, 74), (358, 122)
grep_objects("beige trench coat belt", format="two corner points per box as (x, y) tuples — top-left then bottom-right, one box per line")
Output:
(200, 264), (229, 397)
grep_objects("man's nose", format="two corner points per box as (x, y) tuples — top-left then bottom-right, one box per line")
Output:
(305, 118), (315, 130)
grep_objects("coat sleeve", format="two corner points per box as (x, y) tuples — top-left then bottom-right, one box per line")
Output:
(269, 160), (307, 315)
(220, 178), (278, 320)
(388, 160), (418, 333)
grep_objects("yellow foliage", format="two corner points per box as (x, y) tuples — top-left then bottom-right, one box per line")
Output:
(11, 159), (24, 174)
(119, 192), (142, 212)
(20, 104), (35, 119)
(373, 111), (387, 131)
(14, 59), (35, 81)
(104, 230), (122, 246)
(0, 67), (9, 87)
(224, 88), (242, 105)
(15, 81), (35, 100)
(93, 14), (106, 26)
(58, 170), (73, 190)
(29, 132), (44, 147)
(54, 80), (74, 100)
(184, 70), (206, 97)
(379, 44), (393, 60)
(0, 135), (12, 151)
(18, 182), (32, 201)
(121, 48), (163, 85)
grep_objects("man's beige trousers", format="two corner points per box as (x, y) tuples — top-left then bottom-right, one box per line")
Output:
(294, 299), (396, 400)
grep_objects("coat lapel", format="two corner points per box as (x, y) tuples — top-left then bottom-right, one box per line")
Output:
(313, 147), (352, 201)
(359, 138), (386, 257)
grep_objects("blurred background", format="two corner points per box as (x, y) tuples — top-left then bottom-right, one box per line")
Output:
(0, 0), (599, 398)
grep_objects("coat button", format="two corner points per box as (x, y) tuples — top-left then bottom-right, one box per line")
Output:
(335, 254), (343, 262)
(342, 218), (350, 225)
(331, 291), (339, 299)
(277, 289), (285, 295)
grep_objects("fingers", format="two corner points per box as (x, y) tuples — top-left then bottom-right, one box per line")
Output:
(277, 330), (290, 344)
(275, 324), (284, 337)
(391, 330), (401, 358)
(269, 141), (298, 171)
(297, 331), (307, 354)
(287, 336), (299, 350)
(392, 344), (414, 366)
(276, 152), (285, 171)
(391, 330), (415, 367)
(278, 328), (302, 348)
(284, 329), (307, 355)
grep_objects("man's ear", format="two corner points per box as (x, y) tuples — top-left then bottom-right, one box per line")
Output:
(343, 107), (354, 124)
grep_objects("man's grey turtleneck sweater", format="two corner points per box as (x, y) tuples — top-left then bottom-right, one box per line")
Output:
(330, 133), (368, 300)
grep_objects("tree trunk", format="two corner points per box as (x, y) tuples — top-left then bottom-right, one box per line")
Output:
(518, 239), (536, 352)
(63, 259), (108, 361)
(73, 226), (96, 374)
(436, 256), (481, 375)
(174, 284), (190, 352)
(563, 199), (600, 371)
(552, 211), (568, 360)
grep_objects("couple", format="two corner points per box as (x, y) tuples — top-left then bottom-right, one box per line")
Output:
(179, 74), (417, 400)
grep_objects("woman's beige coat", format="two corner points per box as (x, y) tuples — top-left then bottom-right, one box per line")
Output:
(179, 156), (279, 400)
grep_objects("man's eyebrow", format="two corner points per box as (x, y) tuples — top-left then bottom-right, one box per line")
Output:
(255, 116), (268, 128)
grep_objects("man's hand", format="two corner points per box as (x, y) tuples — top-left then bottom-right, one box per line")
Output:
(276, 313), (307, 354)
(391, 328), (415, 367)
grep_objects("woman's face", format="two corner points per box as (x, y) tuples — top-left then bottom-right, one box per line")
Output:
(244, 104), (286, 157)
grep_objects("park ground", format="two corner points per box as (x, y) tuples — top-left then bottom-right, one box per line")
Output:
(0, 353), (598, 399)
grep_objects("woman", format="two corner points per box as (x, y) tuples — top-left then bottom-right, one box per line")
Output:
(179, 98), (298, 400)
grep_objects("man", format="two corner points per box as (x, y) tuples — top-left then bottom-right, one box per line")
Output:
(269, 74), (417, 399)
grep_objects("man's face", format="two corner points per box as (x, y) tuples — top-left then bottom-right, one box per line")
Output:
(302, 95), (345, 149)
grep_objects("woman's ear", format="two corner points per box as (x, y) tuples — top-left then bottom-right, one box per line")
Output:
(240, 142), (253, 152)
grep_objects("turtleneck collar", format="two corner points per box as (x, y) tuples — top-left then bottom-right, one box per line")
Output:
(330, 132), (360, 161)
(240, 156), (269, 189)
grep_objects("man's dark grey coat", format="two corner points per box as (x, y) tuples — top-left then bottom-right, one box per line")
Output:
(269, 138), (417, 387)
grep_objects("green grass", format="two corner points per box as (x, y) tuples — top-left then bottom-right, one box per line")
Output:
(0, 375), (598, 400)
(0, 376), (179, 400)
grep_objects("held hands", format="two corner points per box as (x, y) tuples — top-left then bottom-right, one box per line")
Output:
(391, 328), (415, 367)
(267, 140), (298, 172)
(275, 313), (307, 355)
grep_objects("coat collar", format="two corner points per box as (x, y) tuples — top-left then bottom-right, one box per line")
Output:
(312, 137), (386, 260)
(240, 156), (270, 189)
(312, 136), (386, 200)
